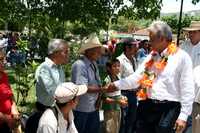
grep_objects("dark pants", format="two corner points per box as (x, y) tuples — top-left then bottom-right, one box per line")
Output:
(74, 110), (100, 133)
(0, 122), (12, 133)
(136, 99), (181, 133)
(120, 91), (137, 133)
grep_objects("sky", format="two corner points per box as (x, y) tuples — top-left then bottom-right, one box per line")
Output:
(161, 0), (200, 13)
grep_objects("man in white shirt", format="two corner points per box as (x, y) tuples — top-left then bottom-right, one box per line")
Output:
(117, 39), (139, 133)
(192, 65), (200, 133)
(181, 21), (200, 68)
(37, 82), (88, 133)
(181, 21), (200, 133)
(105, 21), (195, 133)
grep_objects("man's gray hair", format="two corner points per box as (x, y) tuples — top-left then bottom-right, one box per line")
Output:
(148, 20), (172, 42)
(48, 39), (68, 55)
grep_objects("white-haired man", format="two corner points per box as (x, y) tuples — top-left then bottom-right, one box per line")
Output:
(105, 21), (195, 133)
(25, 39), (69, 133)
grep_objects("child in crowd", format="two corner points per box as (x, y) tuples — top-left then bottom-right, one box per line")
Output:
(0, 51), (21, 133)
(102, 58), (127, 133)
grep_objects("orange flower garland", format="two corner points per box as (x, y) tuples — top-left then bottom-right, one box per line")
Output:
(137, 42), (178, 100)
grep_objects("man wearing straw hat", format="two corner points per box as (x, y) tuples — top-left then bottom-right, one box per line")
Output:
(181, 21), (200, 133)
(181, 21), (200, 68)
(71, 34), (105, 133)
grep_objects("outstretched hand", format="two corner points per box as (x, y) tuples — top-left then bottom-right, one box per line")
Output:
(102, 83), (117, 93)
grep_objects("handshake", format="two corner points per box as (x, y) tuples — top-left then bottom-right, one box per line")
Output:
(101, 83), (118, 93)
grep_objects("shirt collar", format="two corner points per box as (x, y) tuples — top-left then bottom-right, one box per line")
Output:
(55, 105), (74, 126)
(121, 53), (134, 62)
(82, 55), (96, 66)
(45, 57), (58, 68)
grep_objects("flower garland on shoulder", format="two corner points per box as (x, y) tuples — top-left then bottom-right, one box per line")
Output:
(137, 42), (178, 100)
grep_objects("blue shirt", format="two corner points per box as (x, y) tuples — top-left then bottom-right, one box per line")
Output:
(71, 56), (101, 112)
(35, 57), (65, 106)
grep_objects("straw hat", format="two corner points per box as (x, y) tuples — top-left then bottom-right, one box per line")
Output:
(183, 21), (200, 31)
(79, 35), (103, 54)
(54, 82), (88, 103)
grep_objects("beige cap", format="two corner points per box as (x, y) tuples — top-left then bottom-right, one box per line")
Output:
(54, 82), (87, 103)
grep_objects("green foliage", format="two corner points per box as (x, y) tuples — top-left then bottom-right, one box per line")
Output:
(192, 0), (200, 4)
(14, 60), (39, 105)
(119, 0), (162, 20)
(16, 39), (30, 52)
(161, 15), (192, 33)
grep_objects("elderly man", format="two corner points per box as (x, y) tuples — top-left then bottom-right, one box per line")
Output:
(181, 21), (200, 68)
(25, 39), (69, 133)
(106, 21), (194, 133)
(181, 21), (200, 133)
(35, 39), (69, 110)
(117, 39), (139, 133)
(37, 82), (88, 133)
(71, 35), (104, 133)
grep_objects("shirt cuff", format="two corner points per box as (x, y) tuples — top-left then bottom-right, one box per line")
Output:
(178, 112), (188, 122)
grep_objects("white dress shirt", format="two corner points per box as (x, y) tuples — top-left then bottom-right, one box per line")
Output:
(117, 53), (137, 79)
(194, 66), (200, 104)
(114, 48), (195, 121)
(37, 106), (78, 133)
(180, 40), (200, 68)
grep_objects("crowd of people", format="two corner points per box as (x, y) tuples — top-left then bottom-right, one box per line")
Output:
(0, 20), (200, 133)
(0, 32), (39, 67)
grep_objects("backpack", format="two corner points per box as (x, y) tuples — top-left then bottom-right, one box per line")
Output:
(25, 107), (58, 133)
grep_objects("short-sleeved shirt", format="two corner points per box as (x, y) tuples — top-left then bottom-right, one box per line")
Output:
(71, 56), (101, 112)
(35, 58), (65, 107)
(0, 72), (13, 114)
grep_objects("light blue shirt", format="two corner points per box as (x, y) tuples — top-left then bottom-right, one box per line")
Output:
(35, 57), (65, 106)
(71, 56), (101, 112)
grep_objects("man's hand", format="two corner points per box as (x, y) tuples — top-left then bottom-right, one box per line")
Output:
(5, 114), (17, 129)
(103, 83), (117, 92)
(117, 96), (128, 108)
(11, 102), (20, 121)
(174, 119), (186, 133)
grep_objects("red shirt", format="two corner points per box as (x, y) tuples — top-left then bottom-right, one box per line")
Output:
(0, 72), (13, 114)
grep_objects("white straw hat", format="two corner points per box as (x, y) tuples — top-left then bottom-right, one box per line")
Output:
(79, 35), (103, 54)
(183, 21), (200, 31)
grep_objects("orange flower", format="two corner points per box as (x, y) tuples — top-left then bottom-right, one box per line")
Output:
(140, 79), (153, 88)
(145, 59), (154, 68)
(137, 89), (148, 100)
(167, 43), (177, 54)
(137, 43), (178, 101)
(154, 61), (167, 71)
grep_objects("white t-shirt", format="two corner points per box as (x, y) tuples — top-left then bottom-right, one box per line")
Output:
(37, 106), (78, 133)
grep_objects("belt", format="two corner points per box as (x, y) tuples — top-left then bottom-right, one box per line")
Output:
(148, 99), (169, 104)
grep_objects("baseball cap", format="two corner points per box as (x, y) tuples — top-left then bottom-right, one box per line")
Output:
(54, 82), (88, 103)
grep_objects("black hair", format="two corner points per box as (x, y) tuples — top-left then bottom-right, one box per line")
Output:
(106, 58), (120, 69)
(56, 101), (68, 108)
(122, 38), (137, 52)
